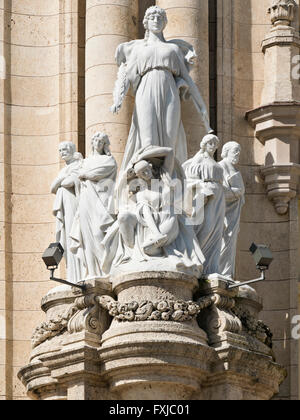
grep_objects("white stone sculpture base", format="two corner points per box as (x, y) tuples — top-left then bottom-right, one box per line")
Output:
(18, 272), (286, 400)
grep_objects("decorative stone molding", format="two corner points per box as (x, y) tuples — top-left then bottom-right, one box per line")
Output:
(260, 163), (300, 215)
(98, 295), (215, 322)
(31, 308), (74, 349)
(32, 293), (104, 348)
(246, 103), (300, 214)
(268, 0), (296, 28)
(67, 294), (103, 335)
(19, 271), (286, 400)
(232, 306), (273, 348)
(197, 275), (244, 348)
(203, 346), (287, 400)
(31, 279), (113, 349)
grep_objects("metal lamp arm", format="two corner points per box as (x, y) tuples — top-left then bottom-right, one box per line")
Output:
(48, 267), (86, 291)
(227, 269), (266, 290)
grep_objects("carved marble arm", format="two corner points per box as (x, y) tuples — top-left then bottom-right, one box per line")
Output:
(61, 174), (77, 189)
(179, 62), (212, 133)
(79, 165), (116, 183)
(50, 174), (66, 194)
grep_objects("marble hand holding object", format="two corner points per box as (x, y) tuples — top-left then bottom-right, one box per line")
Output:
(219, 142), (245, 279)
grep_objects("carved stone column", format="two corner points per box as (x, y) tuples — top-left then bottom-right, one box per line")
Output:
(85, 0), (138, 164)
(246, 0), (300, 214)
(156, 0), (210, 156)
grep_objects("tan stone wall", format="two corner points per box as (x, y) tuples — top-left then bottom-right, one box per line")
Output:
(0, 0), (299, 400)
(216, 0), (300, 399)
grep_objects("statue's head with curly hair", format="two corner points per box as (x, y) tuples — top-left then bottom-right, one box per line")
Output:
(91, 132), (111, 156)
(143, 6), (168, 42)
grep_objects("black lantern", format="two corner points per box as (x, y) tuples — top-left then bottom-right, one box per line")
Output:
(42, 243), (85, 291)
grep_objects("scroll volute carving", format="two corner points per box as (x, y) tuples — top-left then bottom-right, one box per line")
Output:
(67, 294), (110, 335)
(198, 294), (242, 345)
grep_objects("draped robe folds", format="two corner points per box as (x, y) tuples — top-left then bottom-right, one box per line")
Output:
(183, 155), (225, 276)
(116, 39), (198, 173)
(70, 154), (117, 280)
(52, 160), (82, 283)
(101, 146), (205, 277)
(219, 160), (245, 278)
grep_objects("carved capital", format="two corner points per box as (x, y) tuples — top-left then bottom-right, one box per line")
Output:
(268, 0), (296, 28)
(32, 294), (103, 348)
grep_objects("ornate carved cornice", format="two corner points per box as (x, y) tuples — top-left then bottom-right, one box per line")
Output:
(246, 102), (300, 142)
(262, 32), (300, 52)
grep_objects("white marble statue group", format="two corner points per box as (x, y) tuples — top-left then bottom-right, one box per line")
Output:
(51, 6), (245, 283)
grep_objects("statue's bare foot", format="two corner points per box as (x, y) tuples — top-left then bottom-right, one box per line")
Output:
(143, 234), (168, 255)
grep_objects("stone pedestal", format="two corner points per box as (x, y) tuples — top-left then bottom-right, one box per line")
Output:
(99, 271), (214, 400)
(18, 272), (286, 400)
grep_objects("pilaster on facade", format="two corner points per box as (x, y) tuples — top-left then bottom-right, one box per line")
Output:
(246, 0), (300, 215)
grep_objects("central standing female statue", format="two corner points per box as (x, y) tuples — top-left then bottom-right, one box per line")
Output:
(111, 6), (212, 171)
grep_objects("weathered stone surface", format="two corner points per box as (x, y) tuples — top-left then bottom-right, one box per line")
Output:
(1, 0), (299, 401)
(18, 271), (286, 400)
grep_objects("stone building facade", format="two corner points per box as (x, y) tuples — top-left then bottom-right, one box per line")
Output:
(0, 0), (299, 400)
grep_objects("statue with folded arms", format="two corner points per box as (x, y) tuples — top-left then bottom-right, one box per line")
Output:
(219, 142), (245, 279)
(110, 5), (213, 174)
(70, 132), (117, 280)
(51, 142), (83, 283)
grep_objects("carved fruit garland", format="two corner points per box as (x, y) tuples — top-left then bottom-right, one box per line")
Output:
(97, 295), (215, 322)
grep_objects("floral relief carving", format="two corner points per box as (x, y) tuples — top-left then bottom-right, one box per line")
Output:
(32, 294), (103, 348)
(232, 306), (273, 348)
